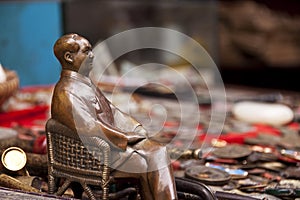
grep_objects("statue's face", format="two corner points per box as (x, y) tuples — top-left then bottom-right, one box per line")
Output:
(73, 37), (94, 75)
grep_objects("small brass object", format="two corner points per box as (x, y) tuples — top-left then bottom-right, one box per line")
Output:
(1, 147), (27, 172)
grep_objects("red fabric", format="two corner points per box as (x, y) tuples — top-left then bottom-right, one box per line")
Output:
(33, 135), (47, 154)
(287, 122), (299, 130)
(0, 85), (52, 128)
(0, 105), (49, 128)
(199, 123), (282, 144)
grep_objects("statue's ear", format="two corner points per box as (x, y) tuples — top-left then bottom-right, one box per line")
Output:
(64, 52), (73, 63)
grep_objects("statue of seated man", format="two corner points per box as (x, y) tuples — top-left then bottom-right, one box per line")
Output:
(51, 33), (177, 200)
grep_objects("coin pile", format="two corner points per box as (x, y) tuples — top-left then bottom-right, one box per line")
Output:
(121, 92), (300, 200)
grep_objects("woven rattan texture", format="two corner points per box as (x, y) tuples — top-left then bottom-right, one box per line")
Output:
(52, 133), (103, 171)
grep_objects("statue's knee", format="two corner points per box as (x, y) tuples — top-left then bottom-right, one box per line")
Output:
(117, 152), (148, 174)
(131, 153), (148, 172)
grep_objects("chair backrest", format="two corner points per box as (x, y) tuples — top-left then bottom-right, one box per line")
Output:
(46, 118), (104, 175)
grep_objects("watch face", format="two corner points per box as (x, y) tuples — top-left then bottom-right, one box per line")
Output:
(212, 144), (252, 159)
(185, 165), (231, 186)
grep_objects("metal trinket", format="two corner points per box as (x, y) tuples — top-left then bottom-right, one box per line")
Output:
(212, 144), (252, 159)
(185, 165), (231, 186)
(1, 147), (27, 172)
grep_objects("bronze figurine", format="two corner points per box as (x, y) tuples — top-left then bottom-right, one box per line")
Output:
(50, 33), (177, 200)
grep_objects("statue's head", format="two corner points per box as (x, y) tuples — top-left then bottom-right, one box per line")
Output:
(53, 33), (94, 76)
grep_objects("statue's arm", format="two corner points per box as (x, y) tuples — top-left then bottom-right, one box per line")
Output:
(110, 102), (148, 137)
(69, 92), (128, 151)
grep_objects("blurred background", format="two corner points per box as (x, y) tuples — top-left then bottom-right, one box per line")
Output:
(0, 0), (299, 91)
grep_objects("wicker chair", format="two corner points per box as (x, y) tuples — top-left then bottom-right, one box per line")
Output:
(46, 118), (139, 200)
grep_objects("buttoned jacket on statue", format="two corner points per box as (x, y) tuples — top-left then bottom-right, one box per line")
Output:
(51, 70), (147, 167)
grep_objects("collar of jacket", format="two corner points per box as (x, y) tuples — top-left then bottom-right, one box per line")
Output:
(61, 70), (92, 87)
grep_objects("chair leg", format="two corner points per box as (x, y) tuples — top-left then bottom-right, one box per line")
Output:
(56, 179), (72, 196)
(102, 187), (109, 200)
(82, 183), (96, 200)
(48, 174), (56, 194)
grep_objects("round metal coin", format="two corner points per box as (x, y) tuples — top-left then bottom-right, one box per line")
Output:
(185, 165), (231, 186)
(1, 147), (27, 171)
(212, 144), (252, 159)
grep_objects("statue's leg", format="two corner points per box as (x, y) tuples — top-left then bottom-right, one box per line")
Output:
(147, 167), (177, 200)
(133, 140), (178, 200)
(114, 152), (153, 200)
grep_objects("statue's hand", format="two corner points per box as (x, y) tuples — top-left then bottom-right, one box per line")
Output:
(126, 134), (146, 144)
(134, 125), (148, 137)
